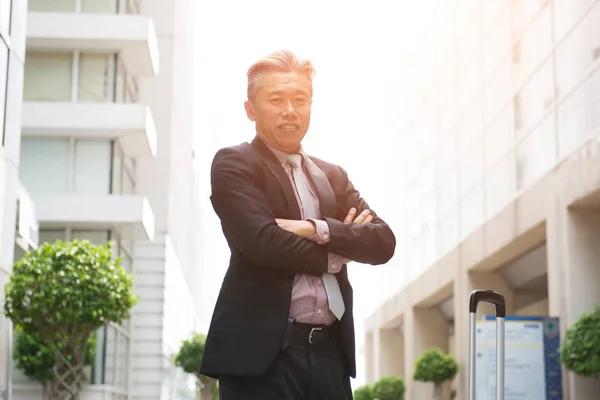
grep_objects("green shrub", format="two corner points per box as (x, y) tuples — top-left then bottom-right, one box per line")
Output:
(560, 308), (600, 378)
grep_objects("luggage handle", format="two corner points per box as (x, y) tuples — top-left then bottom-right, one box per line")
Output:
(468, 290), (505, 400)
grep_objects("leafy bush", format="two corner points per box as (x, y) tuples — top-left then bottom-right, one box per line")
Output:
(14, 328), (96, 385)
(413, 347), (458, 400)
(560, 308), (600, 377)
(175, 332), (218, 399)
(372, 376), (405, 400)
(4, 240), (137, 399)
(353, 384), (374, 400)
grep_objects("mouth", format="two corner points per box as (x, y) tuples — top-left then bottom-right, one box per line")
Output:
(279, 124), (300, 132)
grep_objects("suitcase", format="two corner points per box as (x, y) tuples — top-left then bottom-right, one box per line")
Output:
(468, 290), (506, 400)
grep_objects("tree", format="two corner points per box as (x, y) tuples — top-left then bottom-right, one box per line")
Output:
(413, 347), (458, 400)
(372, 376), (405, 400)
(175, 332), (218, 400)
(4, 240), (137, 400)
(353, 384), (374, 400)
(13, 328), (96, 399)
(560, 308), (600, 378)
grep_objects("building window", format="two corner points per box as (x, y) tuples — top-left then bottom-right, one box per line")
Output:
(24, 52), (73, 102)
(28, 0), (76, 12)
(554, 3), (600, 100)
(24, 51), (117, 102)
(0, 37), (7, 144)
(557, 68), (600, 158)
(0, 0), (11, 36)
(82, 0), (118, 13)
(20, 137), (120, 195)
(29, 0), (118, 13)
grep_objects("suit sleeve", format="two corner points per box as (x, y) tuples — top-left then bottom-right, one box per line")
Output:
(324, 166), (396, 265)
(210, 147), (329, 276)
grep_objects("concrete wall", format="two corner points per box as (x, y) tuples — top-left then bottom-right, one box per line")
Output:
(366, 132), (600, 400)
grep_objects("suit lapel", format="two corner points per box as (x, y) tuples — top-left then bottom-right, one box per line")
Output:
(304, 157), (337, 219)
(252, 137), (302, 220)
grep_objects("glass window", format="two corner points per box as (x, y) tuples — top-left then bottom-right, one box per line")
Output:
(438, 207), (459, 257)
(517, 114), (557, 189)
(419, 157), (435, 199)
(513, 5), (552, 90)
(82, 0), (118, 13)
(38, 229), (66, 244)
(457, 57), (482, 115)
(28, 0), (75, 12)
(557, 68), (600, 158)
(511, 0), (547, 39)
(435, 128), (457, 183)
(482, 0), (509, 37)
(438, 171), (458, 217)
(74, 139), (112, 194)
(485, 101), (516, 172)
(555, 2), (600, 99)
(20, 138), (70, 194)
(456, 10), (481, 69)
(79, 53), (115, 102)
(0, 39), (7, 141)
(482, 8), (512, 80)
(0, 0), (11, 36)
(553, 0), (597, 43)
(458, 100), (483, 156)
(460, 183), (484, 240)
(111, 142), (122, 194)
(116, 332), (129, 389)
(71, 230), (109, 245)
(460, 138), (484, 197)
(485, 151), (516, 218)
(24, 52), (73, 102)
(483, 55), (513, 129)
(515, 58), (555, 141)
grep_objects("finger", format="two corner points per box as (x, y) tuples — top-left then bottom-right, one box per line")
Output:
(343, 207), (356, 224)
(353, 209), (371, 224)
(363, 215), (373, 224)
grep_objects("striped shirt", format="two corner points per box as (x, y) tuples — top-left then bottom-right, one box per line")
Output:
(266, 144), (343, 326)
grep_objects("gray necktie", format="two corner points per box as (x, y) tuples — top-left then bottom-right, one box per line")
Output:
(287, 154), (345, 320)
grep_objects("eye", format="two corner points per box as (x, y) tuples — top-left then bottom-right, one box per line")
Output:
(295, 97), (308, 105)
(270, 97), (282, 104)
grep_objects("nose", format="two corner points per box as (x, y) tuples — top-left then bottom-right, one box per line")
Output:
(282, 101), (297, 119)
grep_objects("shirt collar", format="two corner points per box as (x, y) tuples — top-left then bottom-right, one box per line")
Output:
(264, 142), (307, 166)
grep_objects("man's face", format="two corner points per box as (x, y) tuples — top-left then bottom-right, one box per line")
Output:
(244, 72), (312, 153)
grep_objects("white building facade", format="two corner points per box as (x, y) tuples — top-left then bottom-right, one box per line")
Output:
(0, 0), (30, 398)
(0, 0), (203, 399)
(365, 1), (600, 400)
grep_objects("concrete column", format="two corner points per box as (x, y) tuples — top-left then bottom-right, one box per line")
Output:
(453, 270), (515, 400)
(404, 307), (451, 400)
(364, 332), (375, 384)
(372, 327), (404, 383)
(547, 203), (600, 400)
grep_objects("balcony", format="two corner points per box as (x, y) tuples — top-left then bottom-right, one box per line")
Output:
(32, 194), (155, 241)
(26, 12), (159, 76)
(22, 102), (157, 158)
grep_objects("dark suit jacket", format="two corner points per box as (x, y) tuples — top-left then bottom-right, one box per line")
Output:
(199, 137), (396, 380)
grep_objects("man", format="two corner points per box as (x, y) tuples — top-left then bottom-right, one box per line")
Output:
(200, 50), (396, 399)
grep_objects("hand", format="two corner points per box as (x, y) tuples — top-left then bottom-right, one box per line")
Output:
(340, 208), (372, 263)
(275, 218), (316, 239)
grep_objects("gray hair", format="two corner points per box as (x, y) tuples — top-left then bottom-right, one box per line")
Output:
(246, 50), (315, 99)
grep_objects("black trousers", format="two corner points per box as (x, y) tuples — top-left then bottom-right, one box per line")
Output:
(219, 323), (352, 400)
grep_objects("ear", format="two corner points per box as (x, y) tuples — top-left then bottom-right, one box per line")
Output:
(244, 100), (255, 121)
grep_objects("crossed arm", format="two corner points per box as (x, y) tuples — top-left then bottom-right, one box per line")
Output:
(210, 147), (395, 276)
(275, 207), (373, 265)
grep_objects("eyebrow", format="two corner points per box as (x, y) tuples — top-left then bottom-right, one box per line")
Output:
(267, 90), (309, 96)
